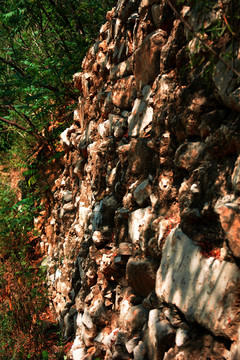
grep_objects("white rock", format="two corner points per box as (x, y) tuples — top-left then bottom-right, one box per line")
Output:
(55, 268), (62, 280)
(126, 337), (140, 354)
(175, 327), (189, 347)
(133, 341), (147, 360)
(82, 309), (94, 330)
(98, 120), (110, 138)
(128, 207), (152, 244)
(60, 128), (70, 148)
(76, 313), (83, 329)
(119, 299), (131, 327)
(147, 310), (175, 360)
(94, 331), (105, 343)
(79, 203), (91, 230)
(102, 328), (120, 348)
(156, 227), (240, 340)
(232, 155), (240, 193)
(128, 98), (153, 137)
(72, 348), (86, 360)
(190, 184), (199, 193)
(71, 335), (83, 351)
(50, 217), (55, 225)
(150, 193), (158, 207)
(158, 219), (170, 247)
(124, 305), (148, 333)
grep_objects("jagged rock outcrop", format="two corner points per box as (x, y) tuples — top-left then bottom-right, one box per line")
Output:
(41, 0), (240, 359)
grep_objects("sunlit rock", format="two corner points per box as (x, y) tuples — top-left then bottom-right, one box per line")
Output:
(156, 227), (240, 340)
(146, 310), (175, 360)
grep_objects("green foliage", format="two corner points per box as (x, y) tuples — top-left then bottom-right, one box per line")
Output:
(41, 350), (49, 360)
(0, 0), (116, 154)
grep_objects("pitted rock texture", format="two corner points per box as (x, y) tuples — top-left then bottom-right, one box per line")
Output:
(41, 0), (240, 359)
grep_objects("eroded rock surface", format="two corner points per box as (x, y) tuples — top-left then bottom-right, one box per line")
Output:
(40, 0), (240, 358)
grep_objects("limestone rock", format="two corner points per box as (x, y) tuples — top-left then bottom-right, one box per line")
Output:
(62, 190), (73, 203)
(134, 29), (167, 90)
(174, 142), (206, 171)
(110, 57), (133, 80)
(175, 327), (189, 347)
(128, 207), (153, 250)
(42, 0), (240, 358)
(98, 120), (111, 138)
(128, 98), (153, 137)
(92, 231), (107, 247)
(140, 0), (160, 10)
(156, 227), (240, 340)
(133, 341), (147, 360)
(128, 138), (154, 175)
(151, 4), (161, 28)
(124, 305), (149, 334)
(110, 113), (128, 139)
(147, 310), (175, 360)
(215, 197), (240, 258)
(125, 337), (140, 354)
(112, 75), (137, 108)
(119, 242), (133, 256)
(133, 179), (151, 206)
(72, 348), (86, 360)
(232, 156), (240, 193)
(126, 258), (158, 297)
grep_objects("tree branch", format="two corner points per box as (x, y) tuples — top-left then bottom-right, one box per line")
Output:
(0, 116), (42, 141)
(0, 56), (60, 93)
(0, 56), (26, 77)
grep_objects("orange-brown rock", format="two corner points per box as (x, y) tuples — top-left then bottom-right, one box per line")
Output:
(134, 29), (167, 90)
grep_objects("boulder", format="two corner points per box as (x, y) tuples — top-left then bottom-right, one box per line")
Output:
(156, 227), (240, 340)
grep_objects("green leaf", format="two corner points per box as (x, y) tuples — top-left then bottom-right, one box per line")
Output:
(42, 350), (49, 360)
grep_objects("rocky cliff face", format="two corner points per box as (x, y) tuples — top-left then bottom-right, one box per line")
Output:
(41, 0), (240, 359)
